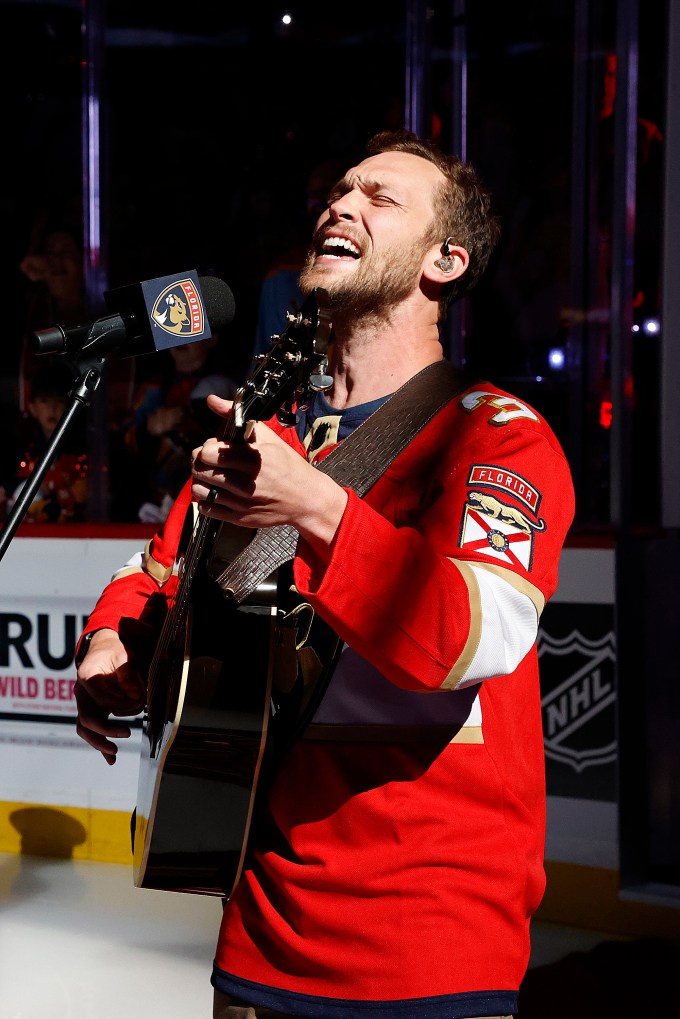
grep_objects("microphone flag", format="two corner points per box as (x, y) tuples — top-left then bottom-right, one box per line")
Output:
(105, 270), (214, 354)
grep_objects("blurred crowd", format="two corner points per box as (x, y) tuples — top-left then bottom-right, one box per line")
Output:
(0, 156), (350, 529)
(0, 210), (263, 528)
(0, 44), (664, 531)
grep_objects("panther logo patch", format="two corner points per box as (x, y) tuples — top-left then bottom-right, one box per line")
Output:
(151, 278), (205, 336)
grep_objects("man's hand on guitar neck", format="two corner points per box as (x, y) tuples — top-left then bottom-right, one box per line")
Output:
(191, 395), (348, 555)
(75, 628), (146, 765)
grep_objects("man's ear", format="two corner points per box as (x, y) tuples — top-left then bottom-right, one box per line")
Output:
(422, 240), (470, 284)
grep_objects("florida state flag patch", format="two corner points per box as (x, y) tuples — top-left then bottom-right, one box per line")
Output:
(458, 468), (546, 571)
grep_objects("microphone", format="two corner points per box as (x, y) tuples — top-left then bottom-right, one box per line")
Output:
(31, 270), (236, 359)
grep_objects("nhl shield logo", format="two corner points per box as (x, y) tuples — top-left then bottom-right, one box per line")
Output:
(538, 629), (617, 773)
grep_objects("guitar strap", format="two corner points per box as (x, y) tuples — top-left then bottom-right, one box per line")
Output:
(216, 358), (466, 602)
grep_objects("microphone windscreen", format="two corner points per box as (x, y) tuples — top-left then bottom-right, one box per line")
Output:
(200, 276), (236, 332)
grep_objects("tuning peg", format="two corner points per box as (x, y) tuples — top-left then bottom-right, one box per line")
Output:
(309, 357), (333, 392)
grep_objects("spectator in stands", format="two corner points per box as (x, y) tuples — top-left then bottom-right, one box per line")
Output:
(1, 361), (87, 524)
(119, 331), (237, 522)
(18, 214), (87, 411)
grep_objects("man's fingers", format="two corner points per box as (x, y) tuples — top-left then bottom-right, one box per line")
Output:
(76, 663), (146, 717)
(75, 683), (134, 765)
(195, 438), (259, 471)
(74, 713), (131, 764)
(206, 394), (234, 417)
(74, 721), (119, 766)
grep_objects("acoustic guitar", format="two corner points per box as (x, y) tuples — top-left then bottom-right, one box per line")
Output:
(132, 289), (342, 897)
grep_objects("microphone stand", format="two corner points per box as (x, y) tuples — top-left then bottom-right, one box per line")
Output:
(0, 350), (108, 564)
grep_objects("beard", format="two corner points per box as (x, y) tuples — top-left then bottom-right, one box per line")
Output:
(299, 236), (429, 322)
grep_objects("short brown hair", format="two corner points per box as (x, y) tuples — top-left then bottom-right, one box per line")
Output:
(365, 130), (501, 311)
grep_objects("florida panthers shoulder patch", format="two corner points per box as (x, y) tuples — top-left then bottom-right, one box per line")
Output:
(458, 464), (546, 571)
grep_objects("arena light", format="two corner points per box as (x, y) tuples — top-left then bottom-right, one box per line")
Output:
(599, 399), (613, 429)
(548, 347), (565, 370)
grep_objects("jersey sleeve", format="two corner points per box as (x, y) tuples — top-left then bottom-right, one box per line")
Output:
(76, 480), (194, 647)
(76, 412), (300, 654)
(292, 387), (574, 693)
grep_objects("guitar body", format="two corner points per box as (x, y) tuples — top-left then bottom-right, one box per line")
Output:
(132, 289), (340, 896)
(133, 522), (342, 896)
(133, 530), (277, 896)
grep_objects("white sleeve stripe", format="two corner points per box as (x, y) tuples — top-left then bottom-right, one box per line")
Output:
(453, 563), (538, 689)
(467, 558), (545, 615)
(110, 550), (144, 581)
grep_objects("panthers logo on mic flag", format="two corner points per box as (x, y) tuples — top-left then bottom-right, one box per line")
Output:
(101, 269), (230, 357)
(151, 278), (205, 337)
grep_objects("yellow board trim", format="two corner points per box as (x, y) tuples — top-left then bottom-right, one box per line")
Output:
(0, 801), (133, 864)
(539, 860), (680, 941)
(2, 802), (680, 939)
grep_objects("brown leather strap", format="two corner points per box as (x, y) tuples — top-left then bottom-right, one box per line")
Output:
(216, 359), (464, 602)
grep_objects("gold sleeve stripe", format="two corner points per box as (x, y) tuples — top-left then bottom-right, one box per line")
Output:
(141, 540), (174, 586)
(467, 560), (545, 616)
(441, 559), (482, 690)
(451, 725), (484, 744)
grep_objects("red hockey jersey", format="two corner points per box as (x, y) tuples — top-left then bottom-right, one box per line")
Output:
(81, 377), (575, 1019)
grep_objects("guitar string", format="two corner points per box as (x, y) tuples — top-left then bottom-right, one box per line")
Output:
(143, 294), (330, 732)
(142, 334), (306, 721)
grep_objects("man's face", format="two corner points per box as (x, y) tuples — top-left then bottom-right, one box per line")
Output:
(299, 150), (444, 319)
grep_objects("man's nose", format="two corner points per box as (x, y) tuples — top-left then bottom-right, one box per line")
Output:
(328, 192), (360, 222)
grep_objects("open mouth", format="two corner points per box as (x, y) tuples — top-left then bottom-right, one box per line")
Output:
(319, 236), (361, 259)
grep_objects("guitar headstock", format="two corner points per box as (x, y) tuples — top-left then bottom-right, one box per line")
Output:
(230, 288), (332, 436)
